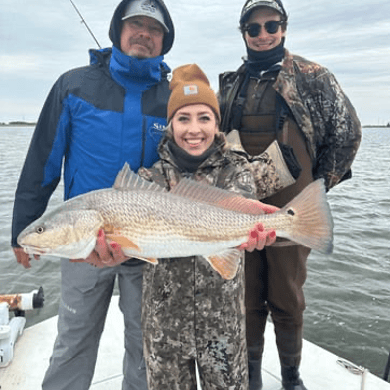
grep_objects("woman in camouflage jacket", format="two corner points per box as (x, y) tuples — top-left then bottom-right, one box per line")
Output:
(138, 64), (297, 390)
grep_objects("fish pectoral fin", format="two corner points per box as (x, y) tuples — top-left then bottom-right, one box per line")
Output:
(205, 249), (241, 280)
(105, 234), (141, 252)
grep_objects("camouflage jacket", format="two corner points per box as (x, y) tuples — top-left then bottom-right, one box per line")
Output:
(139, 131), (297, 201)
(139, 133), (302, 388)
(138, 132), (293, 312)
(139, 134), (253, 388)
(138, 132), (256, 197)
(219, 49), (362, 190)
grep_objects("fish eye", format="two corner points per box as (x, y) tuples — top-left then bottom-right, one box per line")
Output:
(36, 226), (45, 234)
(287, 208), (295, 216)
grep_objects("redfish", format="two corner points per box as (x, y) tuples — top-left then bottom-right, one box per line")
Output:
(17, 164), (333, 279)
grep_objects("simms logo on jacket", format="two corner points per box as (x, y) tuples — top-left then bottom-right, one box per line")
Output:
(149, 122), (166, 141)
(152, 122), (165, 133)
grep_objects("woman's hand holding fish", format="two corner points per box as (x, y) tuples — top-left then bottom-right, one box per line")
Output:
(13, 247), (40, 269)
(237, 223), (276, 252)
(236, 200), (278, 252)
(71, 230), (129, 268)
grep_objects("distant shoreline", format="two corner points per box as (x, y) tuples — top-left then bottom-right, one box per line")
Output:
(0, 123), (389, 128)
(0, 122), (37, 127)
(362, 125), (390, 128)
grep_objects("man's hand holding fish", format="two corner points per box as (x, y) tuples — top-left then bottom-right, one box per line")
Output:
(13, 246), (39, 269)
(70, 229), (130, 268)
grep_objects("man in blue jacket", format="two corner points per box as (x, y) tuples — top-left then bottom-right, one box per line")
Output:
(11, 1), (174, 389)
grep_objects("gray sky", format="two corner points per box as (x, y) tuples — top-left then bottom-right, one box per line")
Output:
(1, 0), (389, 125)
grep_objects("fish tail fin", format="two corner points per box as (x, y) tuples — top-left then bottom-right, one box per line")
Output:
(205, 249), (242, 280)
(280, 179), (333, 254)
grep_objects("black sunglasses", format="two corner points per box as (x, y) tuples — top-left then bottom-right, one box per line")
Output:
(243, 21), (284, 37)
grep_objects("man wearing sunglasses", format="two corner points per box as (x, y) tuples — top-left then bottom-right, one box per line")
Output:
(219, 1), (362, 390)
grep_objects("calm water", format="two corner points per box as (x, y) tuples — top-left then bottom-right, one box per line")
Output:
(0, 126), (389, 378)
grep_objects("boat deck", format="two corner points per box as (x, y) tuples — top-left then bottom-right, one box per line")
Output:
(1, 296), (389, 389)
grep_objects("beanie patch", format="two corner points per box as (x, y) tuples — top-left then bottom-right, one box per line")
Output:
(183, 85), (199, 95)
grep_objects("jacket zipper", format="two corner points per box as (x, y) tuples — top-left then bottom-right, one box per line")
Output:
(140, 116), (147, 168)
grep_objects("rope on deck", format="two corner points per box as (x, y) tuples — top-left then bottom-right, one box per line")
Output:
(336, 358), (368, 390)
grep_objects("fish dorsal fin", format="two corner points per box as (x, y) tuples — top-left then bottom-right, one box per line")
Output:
(171, 178), (265, 215)
(113, 163), (166, 193)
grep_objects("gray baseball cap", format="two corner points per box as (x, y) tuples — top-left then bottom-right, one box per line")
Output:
(122, 0), (169, 33)
(240, 0), (288, 26)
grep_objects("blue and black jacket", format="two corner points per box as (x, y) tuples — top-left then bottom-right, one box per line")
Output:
(12, 0), (174, 246)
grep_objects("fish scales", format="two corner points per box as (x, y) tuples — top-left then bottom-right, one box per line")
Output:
(95, 190), (256, 246)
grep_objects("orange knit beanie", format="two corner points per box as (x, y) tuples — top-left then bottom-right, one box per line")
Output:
(167, 64), (221, 122)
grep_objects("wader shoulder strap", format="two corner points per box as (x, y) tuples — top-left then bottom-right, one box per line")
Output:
(219, 70), (246, 134)
(275, 94), (291, 143)
(230, 75), (251, 132)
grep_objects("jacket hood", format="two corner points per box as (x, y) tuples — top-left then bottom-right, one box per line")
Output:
(109, 0), (175, 55)
(89, 48), (112, 66)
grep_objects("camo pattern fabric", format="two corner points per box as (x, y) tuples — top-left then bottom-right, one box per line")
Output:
(139, 132), (288, 200)
(219, 49), (362, 191)
(138, 134), (257, 389)
(225, 130), (290, 200)
(142, 256), (248, 390)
